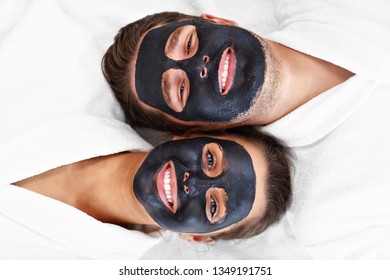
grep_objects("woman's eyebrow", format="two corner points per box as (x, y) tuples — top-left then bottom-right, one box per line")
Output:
(217, 191), (228, 223)
(161, 78), (173, 105)
(166, 27), (184, 53)
(206, 187), (228, 224)
(218, 145), (228, 172)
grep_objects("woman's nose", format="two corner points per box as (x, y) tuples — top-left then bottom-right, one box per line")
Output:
(183, 172), (190, 195)
(200, 67), (208, 78)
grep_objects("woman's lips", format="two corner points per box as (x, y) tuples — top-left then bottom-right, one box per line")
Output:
(218, 47), (237, 96)
(156, 161), (178, 213)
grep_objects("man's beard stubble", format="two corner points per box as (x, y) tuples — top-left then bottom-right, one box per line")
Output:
(232, 37), (282, 126)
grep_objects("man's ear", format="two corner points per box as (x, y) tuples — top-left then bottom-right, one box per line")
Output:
(179, 233), (215, 243)
(200, 14), (238, 26)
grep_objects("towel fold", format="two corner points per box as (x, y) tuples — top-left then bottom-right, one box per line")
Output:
(0, 0), (156, 259)
(0, 0), (153, 185)
(264, 0), (390, 84)
(0, 185), (161, 259)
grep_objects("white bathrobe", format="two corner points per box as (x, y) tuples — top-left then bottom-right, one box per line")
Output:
(261, 0), (390, 259)
(0, 0), (159, 259)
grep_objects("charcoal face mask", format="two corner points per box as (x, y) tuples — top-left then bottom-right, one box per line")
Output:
(135, 19), (265, 122)
(133, 137), (256, 233)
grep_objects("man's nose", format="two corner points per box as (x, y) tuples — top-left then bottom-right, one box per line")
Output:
(200, 55), (210, 79)
(177, 55), (210, 79)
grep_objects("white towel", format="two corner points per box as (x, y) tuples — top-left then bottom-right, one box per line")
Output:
(264, 76), (390, 259)
(0, 0), (153, 185)
(264, 0), (390, 84)
(0, 184), (161, 259)
(0, 0), (157, 259)
(260, 1), (390, 258)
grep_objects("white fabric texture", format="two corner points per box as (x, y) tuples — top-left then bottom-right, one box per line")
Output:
(263, 0), (390, 84)
(0, 0), (154, 186)
(0, 185), (160, 259)
(264, 77), (390, 259)
(0, 0), (159, 259)
(262, 0), (390, 259)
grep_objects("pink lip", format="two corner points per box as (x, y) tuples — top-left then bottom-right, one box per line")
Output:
(218, 47), (237, 96)
(156, 161), (178, 213)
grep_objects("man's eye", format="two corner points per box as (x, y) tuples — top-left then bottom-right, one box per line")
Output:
(179, 83), (185, 99)
(186, 35), (193, 54)
(206, 151), (214, 169)
(210, 198), (217, 217)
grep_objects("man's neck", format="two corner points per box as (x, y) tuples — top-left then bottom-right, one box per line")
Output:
(15, 152), (156, 226)
(253, 40), (354, 124)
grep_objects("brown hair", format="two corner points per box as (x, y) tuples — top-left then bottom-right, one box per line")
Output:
(102, 12), (204, 134)
(211, 126), (293, 240)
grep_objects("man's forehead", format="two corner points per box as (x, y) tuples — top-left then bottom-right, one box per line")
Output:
(143, 18), (213, 40)
(136, 20), (196, 67)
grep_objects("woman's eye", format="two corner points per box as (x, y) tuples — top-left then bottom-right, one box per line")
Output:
(210, 198), (217, 217)
(186, 35), (193, 54)
(206, 151), (214, 169)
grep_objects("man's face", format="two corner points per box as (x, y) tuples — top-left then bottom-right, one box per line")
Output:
(134, 19), (265, 123)
(133, 137), (258, 234)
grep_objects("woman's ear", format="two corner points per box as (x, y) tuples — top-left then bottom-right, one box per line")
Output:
(179, 233), (215, 243)
(200, 14), (238, 26)
(172, 132), (198, 141)
(172, 135), (184, 141)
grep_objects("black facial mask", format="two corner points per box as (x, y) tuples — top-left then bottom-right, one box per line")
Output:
(133, 137), (256, 233)
(135, 20), (265, 122)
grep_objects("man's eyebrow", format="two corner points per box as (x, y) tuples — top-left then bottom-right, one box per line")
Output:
(166, 27), (185, 53)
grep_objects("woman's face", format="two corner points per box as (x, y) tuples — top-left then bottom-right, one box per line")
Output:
(133, 136), (267, 234)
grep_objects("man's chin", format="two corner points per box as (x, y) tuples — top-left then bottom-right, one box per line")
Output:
(231, 91), (263, 125)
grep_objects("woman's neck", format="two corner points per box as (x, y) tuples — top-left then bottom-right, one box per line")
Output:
(15, 152), (157, 227)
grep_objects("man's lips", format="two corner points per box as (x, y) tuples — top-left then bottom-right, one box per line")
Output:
(218, 47), (236, 96)
(156, 161), (178, 213)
